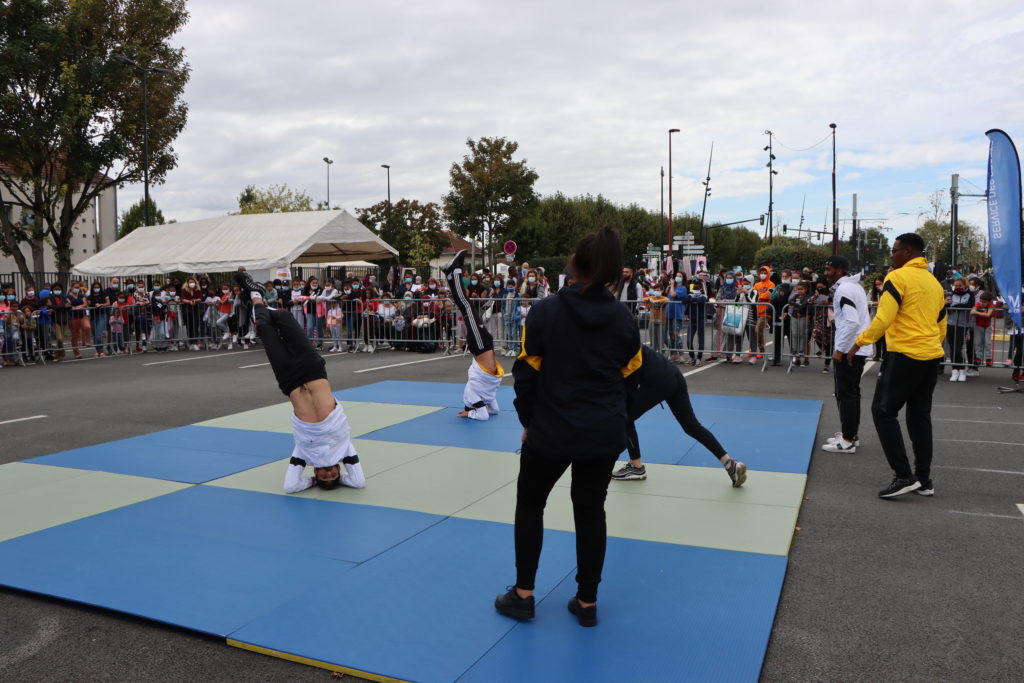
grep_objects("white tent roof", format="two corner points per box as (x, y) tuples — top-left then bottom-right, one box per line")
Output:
(73, 210), (397, 276)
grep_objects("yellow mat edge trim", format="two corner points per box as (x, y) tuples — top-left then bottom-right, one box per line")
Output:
(226, 639), (410, 683)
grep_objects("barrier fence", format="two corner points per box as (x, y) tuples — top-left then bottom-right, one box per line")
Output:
(1, 297), (1021, 376)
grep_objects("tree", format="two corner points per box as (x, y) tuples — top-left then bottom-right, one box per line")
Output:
(0, 0), (190, 287)
(705, 225), (763, 271)
(356, 198), (447, 266)
(119, 197), (167, 238)
(443, 137), (538, 266)
(236, 183), (315, 214)
(915, 188), (988, 268)
(753, 237), (831, 272)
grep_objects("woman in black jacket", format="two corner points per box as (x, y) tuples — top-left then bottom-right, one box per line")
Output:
(495, 226), (641, 628)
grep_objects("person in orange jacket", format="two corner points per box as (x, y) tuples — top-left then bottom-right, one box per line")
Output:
(752, 265), (775, 360)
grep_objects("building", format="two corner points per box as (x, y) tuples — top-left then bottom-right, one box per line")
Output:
(0, 173), (117, 276)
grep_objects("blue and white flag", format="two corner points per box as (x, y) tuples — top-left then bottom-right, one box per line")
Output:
(985, 129), (1023, 328)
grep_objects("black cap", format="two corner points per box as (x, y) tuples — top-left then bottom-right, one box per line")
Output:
(825, 255), (850, 272)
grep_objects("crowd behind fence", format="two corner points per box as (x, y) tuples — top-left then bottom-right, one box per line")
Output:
(2, 283), (1022, 380)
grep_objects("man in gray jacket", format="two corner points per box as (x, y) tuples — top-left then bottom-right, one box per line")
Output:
(821, 255), (874, 453)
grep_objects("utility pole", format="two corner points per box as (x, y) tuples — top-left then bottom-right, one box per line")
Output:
(852, 193), (859, 266)
(667, 129), (680, 272)
(830, 123), (838, 255)
(660, 166), (665, 246)
(699, 142), (713, 246)
(764, 131), (777, 244)
(950, 173), (959, 268)
(798, 194), (806, 239)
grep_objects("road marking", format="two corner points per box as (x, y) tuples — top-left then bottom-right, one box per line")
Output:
(948, 510), (1023, 520)
(940, 418), (1024, 426)
(239, 362), (270, 368)
(862, 360), (877, 376)
(933, 404), (1002, 410)
(0, 615), (60, 672)
(143, 350), (258, 366)
(354, 354), (465, 374)
(1018, 504), (1024, 519)
(0, 415), (47, 426)
(683, 361), (719, 378)
(943, 439), (1024, 447)
(936, 466), (1024, 475)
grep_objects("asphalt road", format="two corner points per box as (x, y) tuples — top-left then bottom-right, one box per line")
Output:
(1, 347), (1022, 682)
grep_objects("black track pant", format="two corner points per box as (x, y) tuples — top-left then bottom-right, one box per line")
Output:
(255, 305), (327, 396)
(834, 354), (865, 441)
(871, 352), (940, 481)
(514, 444), (616, 603)
(625, 371), (726, 462)
(445, 270), (492, 356)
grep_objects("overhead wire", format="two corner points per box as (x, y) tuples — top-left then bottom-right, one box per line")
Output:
(771, 132), (833, 152)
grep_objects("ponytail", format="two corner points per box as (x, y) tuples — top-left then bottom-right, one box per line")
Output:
(572, 226), (623, 292)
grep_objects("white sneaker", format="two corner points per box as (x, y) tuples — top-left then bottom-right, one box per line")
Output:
(826, 432), (860, 447)
(227, 343), (233, 350)
(956, 368), (966, 382)
(949, 369), (959, 382)
(965, 368), (979, 377)
(368, 345), (375, 354)
(821, 438), (856, 453)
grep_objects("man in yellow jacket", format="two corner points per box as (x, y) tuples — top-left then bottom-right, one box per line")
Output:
(848, 233), (946, 499)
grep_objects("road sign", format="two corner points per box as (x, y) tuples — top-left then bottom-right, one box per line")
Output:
(503, 240), (517, 255)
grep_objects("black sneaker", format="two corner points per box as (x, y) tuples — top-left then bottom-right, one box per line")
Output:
(442, 249), (467, 277)
(916, 479), (934, 496)
(233, 270), (267, 300)
(567, 597), (597, 627)
(878, 477), (921, 499)
(611, 463), (647, 481)
(725, 459), (747, 487)
(494, 586), (534, 621)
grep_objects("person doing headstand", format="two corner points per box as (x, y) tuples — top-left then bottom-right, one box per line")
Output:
(234, 270), (365, 494)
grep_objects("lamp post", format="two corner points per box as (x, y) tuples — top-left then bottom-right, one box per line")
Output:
(830, 123), (838, 255)
(660, 166), (665, 246)
(699, 141), (713, 246)
(764, 131), (777, 244)
(380, 164), (391, 225)
(115, 56), (171, 227)
(667, 128), (680, 271)
(323, 157), (333, 208)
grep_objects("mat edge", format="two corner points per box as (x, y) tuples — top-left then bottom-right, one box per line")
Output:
(226, 638), (410, 683)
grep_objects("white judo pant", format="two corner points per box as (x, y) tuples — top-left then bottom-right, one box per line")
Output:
(463, 359), (503, 421)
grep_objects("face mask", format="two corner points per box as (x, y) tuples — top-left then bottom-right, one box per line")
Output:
(189, 283), (196, 289)
(674, 277), (682, 284)
(27, 290), (34, 296)
(352, 283), (360, 290)
(128, 284), (136, 290)
(154, 286), (162, 291)
(6, 295), (14, 301)
(725, 278), (734, 285)
(343, 289), (351, 295)
(528, 276), (536, 283)
(111, 284), (120, 289)
(293, 287), (301, 292)
(92, 287), (100, 293)
(953, 287), (964, 293)
(969, 285), (979, 293)
(404, 294), (413, 300)
(72, 288), (80, 295)
(791, 279), (800, 285)
(222, 289), (229, 294)
(53, 290), (62, 295)
(405, 278), (412, 283)
(759, 274), (767, 281)
(648, 290), (657, 296)
(470, 280), (478, 285)
(117, 298), (125, 303)
(429, 284), (436, 290)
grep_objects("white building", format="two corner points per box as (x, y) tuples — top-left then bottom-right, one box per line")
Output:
(0, 180), (118, 275)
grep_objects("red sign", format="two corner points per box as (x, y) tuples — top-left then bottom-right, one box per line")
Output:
(503, 240), (517, 255)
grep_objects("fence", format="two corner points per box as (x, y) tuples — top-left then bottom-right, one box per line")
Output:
(2, 295), (1022, 378)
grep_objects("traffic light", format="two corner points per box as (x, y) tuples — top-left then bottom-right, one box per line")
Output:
(759, 214), (765, 225)
(782, 224), (788, 235)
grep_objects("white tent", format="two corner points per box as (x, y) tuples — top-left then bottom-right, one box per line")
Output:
(73, 210), (397, 276)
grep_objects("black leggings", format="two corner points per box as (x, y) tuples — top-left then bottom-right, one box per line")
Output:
(625, 371), (727, 462)
(255, 305), (327, 396)
(446, 270), (492, 356)
(514, 444), (616, 603)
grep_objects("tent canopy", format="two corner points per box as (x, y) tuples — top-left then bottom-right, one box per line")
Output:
(73, 210), (397, 276)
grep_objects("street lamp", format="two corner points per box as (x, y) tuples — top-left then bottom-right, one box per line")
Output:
(380, 164), (391, 224)
(323, 157), (333, 208)
(830, 123), (838, 255)
(667, 128), (680, 271)
(699, 142), (713, 246)
(115, 56), (171, 227)
(764, 130), (778, 244)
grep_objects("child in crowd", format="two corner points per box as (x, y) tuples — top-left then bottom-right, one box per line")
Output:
(968, 290), (995, 375)
(644, 281), (669, 353)
(945, 277), (974, 382)
(810, 281), (834, 373)
(326, 298), (344, 352)
(109, 300), (127, 354)
(21, 306), (39, 363)
(788, 281), (811, 367)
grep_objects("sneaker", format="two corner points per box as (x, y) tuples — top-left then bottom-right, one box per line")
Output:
(567, 597), (597, 627)
(494, 586), (534, 621)
(826, 432), (860, 447)
(949, 369), (960, 382)
(965, 368), (979, 377)
(611, 463), (647, 481)
(748, 356), (756, 365)
(916, 479), (934, 496)
(725, 459), (747, 487)
(821, 366), (831, 374)
(731, 356), (743, 364)
(878, 477), (921, 499)
(821, 438), (856, 453)
(442, 249), (467, 277)
(233, 270), (267, 300)
(956, 369), (966, 382)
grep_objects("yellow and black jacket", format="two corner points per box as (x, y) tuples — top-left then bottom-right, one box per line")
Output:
(855, 257), (945, 360)
(514, 282), (642, 460)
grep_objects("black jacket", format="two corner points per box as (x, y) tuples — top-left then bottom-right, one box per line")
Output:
(513, 282), (642, 460)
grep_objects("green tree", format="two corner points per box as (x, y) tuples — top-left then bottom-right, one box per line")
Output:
(0, 0), (190, 287)
(236, 183), (315, 214)
(356, 198), (447, 266)
(119, 197), (167, 238)
(443, 137), (539, 266)
(753, 237), (832, 272)
(705, 225), (763, 271)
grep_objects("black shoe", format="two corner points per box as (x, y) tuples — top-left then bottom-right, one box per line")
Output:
(494, 586), (534, 621)
(878, 477), (921, 499)
(233, 270), (267, 300)
(916, 479), (934, 496)
(442, 249), (467, 277)
(567, 597), (597, 627)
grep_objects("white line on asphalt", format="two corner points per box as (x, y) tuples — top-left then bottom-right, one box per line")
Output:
(933, 404), (1002, 410)
(683, 361), (719, 378)
(940, 418), (1024, 426)
(0, 615), (60, 672)
(354, 354), (464, 374)
(143, 350), (258, 366)
(862, 360), (877, 376)
(936, 465), (1024, 475)
(239, 362), (270, 368)
(1018, 504), (1024, 519)
(948, 510), (1023, 520)
(0, 415), (47, 426)
(943, 439), (1024, 447)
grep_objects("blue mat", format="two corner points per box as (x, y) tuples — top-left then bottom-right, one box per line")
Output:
(229, 517), (579, 683)
(335, 380), (517, 409)
(461, 538), (787, 683)
(27, 427), (295, 483)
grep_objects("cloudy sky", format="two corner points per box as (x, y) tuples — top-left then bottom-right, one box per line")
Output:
(123, 0), (1024, 245)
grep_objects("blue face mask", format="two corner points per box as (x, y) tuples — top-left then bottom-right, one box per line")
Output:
(6, 295), (14, 301)
(528, 276), (536, 283)
(470, 280), (478, 285)
(53, 290), (62, 295)
(352, 283), (360, 290)
(127, 283), (135, 290)
(674, 277), (682, 284)
(725, 279), (734, 285)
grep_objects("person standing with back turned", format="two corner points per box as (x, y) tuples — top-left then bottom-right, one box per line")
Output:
(494, 226), (642, 627)
(848, 233), (945, 499)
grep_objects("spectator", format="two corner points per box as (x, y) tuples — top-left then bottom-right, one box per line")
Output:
(131, 279), (150, 352)
(687, 274), (710, 365)
(868, 277), (886, 360)
(810, 281), (834, 373)
(945, 276), (974, 382)
(46, 282), (70, 362)
(752, 266), (775, 363)
(969, 290), (995, 375)
(616, 265), (645, 314)
(109, 292), (130, 354)
(180, 276), (204, 350)
(788, 281), (811, 366)
(67, 281), (91, 359)
(644, 280), (670, 354)
(666, 272), (688, 362)
(326, 297), (344, 352)
(88, 280), (110, 356)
